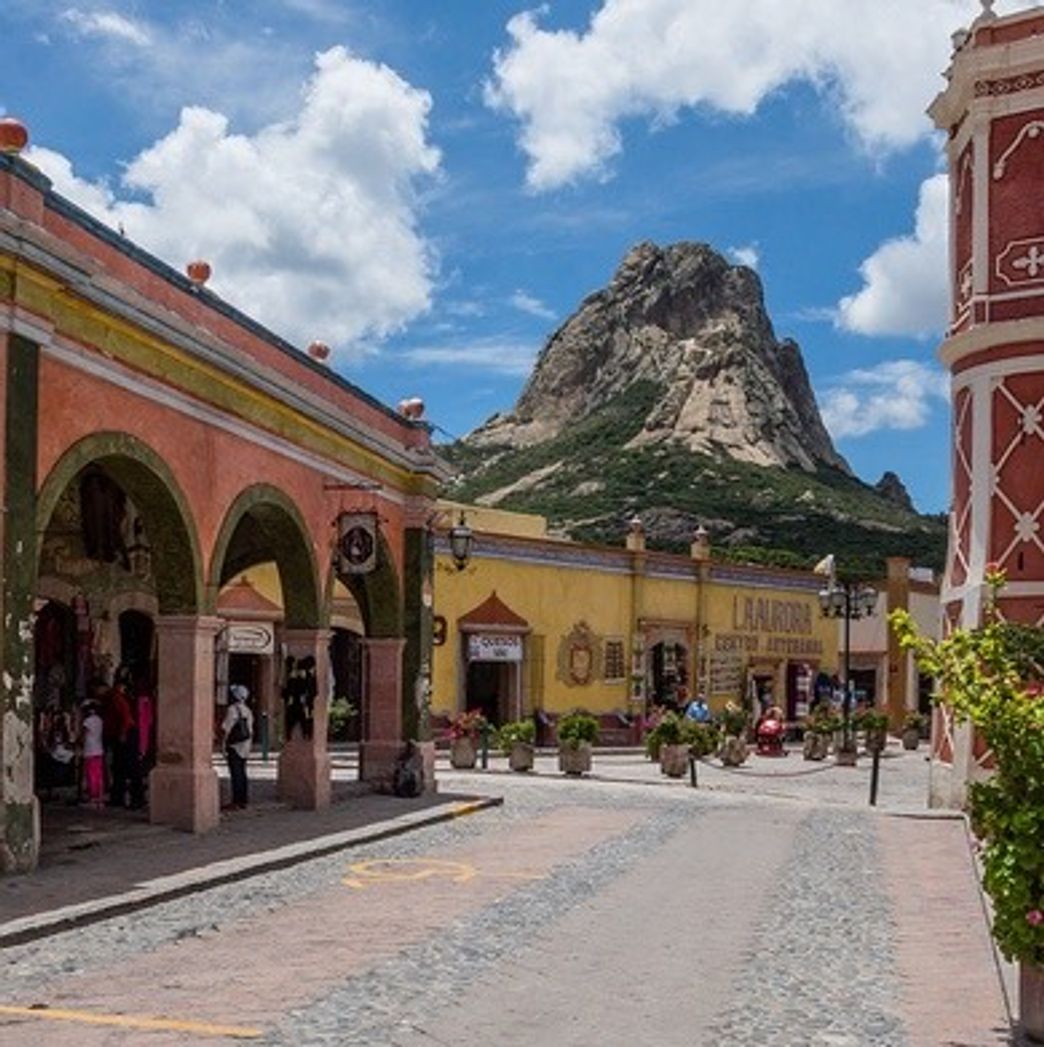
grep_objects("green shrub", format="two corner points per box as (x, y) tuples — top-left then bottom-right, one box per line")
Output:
(327, 697), (356, 741)
(496, 719), (536, 754)
(557, 711), (600, 750)
(680, 719), (720, 757)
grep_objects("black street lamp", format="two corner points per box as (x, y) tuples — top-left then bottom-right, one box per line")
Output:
(447, 512), (474, 571)
(818, 577), (878, 760)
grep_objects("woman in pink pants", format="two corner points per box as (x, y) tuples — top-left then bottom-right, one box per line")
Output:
(81, 701), (105, 809)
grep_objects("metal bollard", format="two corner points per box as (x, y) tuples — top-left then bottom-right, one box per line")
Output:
(689, 753), (698, 788)
(260, 711), (270, 763)
(869, 747), (881, 806)
(480, 723), (490, 770)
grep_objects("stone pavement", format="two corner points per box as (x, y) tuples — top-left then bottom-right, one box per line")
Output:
(0, 781), (485, 927)
(0, 748), (1021, 1045)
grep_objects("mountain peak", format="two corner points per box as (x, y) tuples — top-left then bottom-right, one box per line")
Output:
(468, 240), (848, 474)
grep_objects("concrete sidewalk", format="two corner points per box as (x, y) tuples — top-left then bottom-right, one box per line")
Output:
(0, 785), (500, 945)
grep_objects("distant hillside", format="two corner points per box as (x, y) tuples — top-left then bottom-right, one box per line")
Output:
(445, 242), (946, 576)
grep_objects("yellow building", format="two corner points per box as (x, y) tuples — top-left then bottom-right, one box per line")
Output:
(431, 504), (838, 729)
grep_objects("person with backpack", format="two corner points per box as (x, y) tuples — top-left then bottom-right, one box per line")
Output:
(222, 684), (253, 810)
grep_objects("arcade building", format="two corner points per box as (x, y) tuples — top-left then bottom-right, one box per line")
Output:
(0, 129), (444, 872)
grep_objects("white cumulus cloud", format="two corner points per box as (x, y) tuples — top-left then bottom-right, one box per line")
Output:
(400, 339), (538, 376)
(28, 47), (440, 355)
(728, 243), (760, 270)
(819, 360), (949, 439)
(836, 174), (950, 338)
(61, 8), (151, 47)
(485, 0), (1013, 191)
(510, 289), (556, 320)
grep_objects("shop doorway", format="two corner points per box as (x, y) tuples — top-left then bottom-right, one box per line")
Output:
(466, 660), (515, 726)
(329, 628), (363, 742)
(850, 668), (878, 709)
(649, 642), (688, 710)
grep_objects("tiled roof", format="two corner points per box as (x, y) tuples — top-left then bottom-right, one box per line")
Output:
(458, 590), (529, 629)
(217, 578), (283, 619)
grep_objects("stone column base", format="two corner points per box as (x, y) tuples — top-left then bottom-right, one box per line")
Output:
(277, 739), (332, 810)
(416, 740), (438, 794)
(149, 765), (219, 833)
(0, 796), (40, 873)
(360, 740), (403, 792)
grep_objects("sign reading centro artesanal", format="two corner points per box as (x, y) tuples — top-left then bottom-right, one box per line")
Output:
(714, 596), (823, 657)
(467, 634), (523, 662)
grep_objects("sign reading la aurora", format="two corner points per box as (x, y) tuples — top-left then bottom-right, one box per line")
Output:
(732, 597), (813, 636)
(713, 596), (825, 658)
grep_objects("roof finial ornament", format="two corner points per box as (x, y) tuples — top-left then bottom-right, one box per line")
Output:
(980, 0), (997, 19)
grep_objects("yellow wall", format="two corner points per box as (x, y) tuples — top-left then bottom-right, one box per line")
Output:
(431, 528), (838, 722)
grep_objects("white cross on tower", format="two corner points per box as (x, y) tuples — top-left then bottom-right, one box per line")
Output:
(1013, 245), (1044, 278)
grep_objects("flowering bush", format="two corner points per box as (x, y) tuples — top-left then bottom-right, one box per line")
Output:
(804, 707), (842, 736)
(891, 569), (1044, 965)
(719, 701), (748, 738)
(447, 709), (488, 741)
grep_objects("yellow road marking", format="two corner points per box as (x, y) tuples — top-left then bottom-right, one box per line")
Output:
(451, 801), (487, 818)
(0, 1004), (262, 1039)
(342, 856), (546, 890)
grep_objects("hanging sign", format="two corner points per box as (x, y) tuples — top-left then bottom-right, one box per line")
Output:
(226, 621), (275, 655)
(336, 512), (378, 575)
(468, 634), (523, 662)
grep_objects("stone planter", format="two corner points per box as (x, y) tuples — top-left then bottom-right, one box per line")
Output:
(1022, 962), (1044, 1043)
(719, 736), (749, 767)
(508, 741), (534, 772)
(802, 733), (831, 761)
(660, 743), (689, 778)
(902, 727), (920, 751)
(559, 742), (592, 776)
(449, 737), (477, 770)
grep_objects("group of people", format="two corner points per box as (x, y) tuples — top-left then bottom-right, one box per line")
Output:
(36, 665), (155, 810)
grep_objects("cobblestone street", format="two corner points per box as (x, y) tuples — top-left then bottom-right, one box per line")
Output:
(0, 754), (1014, 1045)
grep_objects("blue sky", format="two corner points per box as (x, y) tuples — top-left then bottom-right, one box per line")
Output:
(0, 1), (1015, 514)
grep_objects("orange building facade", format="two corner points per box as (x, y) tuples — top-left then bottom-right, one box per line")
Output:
(0, 134), (443, 871)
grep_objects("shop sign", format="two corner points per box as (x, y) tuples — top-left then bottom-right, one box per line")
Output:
(468, 633), (523, 662)
(336, 511), (378, 575)
(227, 621), (275, 655)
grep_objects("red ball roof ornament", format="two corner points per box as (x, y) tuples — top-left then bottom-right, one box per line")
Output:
(307, 340), (331, 363)
(185, 260), (211, 287)
(0, 116), (29, 156)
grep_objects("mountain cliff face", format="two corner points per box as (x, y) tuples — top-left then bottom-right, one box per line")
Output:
(447, 241), (945, 575)
(470, 241), (848, 473)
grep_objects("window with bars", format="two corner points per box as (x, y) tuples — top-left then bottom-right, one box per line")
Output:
(603, 638), (626, 682)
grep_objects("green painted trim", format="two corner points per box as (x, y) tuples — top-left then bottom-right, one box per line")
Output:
(2, 334), (39, 871)
(401, 527), (432, 741)
(208, 484), (322, 629)
(35, 432), (203, 614)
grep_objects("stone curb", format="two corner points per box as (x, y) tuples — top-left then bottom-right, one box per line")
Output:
(0, 796), (503, 949)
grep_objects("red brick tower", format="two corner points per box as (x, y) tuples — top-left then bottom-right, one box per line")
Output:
(931, 1), (1044, 631)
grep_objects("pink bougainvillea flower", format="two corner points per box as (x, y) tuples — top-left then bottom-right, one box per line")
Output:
(1026, 909), (1044, 927)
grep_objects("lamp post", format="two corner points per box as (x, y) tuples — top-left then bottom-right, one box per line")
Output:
(818, 576), (878, 762)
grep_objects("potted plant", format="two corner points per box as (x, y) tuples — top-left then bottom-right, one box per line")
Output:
(447, 709), (487, 769)
(497, 718), (536, 772)
(901, 710), (927, 750)
(718, 701), (749, 767)
(892, 568), (1044, 1042)
(654, 712), (688, 778)
(557, 710), (599, 776)
(802, 708), (839, 761)
(681, 718), (719, 760)
(856, 708), (889, 754)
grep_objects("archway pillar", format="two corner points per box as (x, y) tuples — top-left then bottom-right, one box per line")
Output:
(277, 628), (332, 810)
(149, 615), (221, 833)
(360, 637), (407, 789)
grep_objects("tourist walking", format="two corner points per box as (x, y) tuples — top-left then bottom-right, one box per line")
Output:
(81, 701), (104, 809)
(222, 685), (253, 810)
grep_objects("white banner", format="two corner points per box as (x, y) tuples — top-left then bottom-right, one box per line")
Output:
(227, 621), (275, 655)
(468, 633), (523, 662)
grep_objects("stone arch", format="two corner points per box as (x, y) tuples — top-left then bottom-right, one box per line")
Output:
(35, 432), (203, 615)
(326, 527), (403, 638)
(209, 484), (322, 629)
